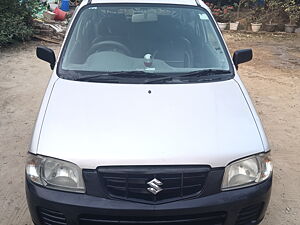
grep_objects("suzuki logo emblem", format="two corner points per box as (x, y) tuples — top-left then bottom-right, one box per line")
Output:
(147, 178), (163, 195)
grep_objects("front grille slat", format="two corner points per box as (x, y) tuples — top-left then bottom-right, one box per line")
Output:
(128, 187), (153, 194)
(44, 223), (55, 225)
(98, 166), (210, 204)
(42, 217), (66, 225)
(40, 212), (66, 222)
(107, 184), (127, 190)
(107, 178), (126, 183)
(184, 174), (207, 179)
(41, 208), (65, 216)
(182, 184), (202, 189)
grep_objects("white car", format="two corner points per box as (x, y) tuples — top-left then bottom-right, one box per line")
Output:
(26, 0), (272, 225)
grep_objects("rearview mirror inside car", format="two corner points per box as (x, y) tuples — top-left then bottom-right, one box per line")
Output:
(233, 49), (253, 70)
(132, 13), (158, 23)
(36, 46), (56, 70)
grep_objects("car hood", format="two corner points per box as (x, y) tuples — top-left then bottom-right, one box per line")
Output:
(37, 78), (263, 169)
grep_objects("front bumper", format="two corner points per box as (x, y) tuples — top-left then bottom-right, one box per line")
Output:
(26, 176), (272, 225)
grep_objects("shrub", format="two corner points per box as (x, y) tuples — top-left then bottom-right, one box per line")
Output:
(282, 0), (300, 25)
(0, 0), (39, 46)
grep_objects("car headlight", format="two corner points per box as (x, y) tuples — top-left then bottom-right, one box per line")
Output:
(26, 154), (85, 193)
(222, 153), (272, 190)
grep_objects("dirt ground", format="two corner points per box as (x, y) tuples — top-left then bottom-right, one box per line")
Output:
(0, 32), (299, 225)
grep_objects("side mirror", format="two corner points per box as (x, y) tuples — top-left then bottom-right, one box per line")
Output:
(233, 49), (253, 70)
(36, 46), (56, 70)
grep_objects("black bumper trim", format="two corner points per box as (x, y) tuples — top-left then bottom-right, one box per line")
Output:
(26, 176), (272, 225)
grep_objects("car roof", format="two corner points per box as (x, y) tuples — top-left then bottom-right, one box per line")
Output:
(80, 0), (207, 7)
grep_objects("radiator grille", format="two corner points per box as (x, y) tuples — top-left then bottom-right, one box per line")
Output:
(98, 166), (210, 203)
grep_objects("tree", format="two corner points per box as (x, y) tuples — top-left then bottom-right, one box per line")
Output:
(264, 0), (283, 24)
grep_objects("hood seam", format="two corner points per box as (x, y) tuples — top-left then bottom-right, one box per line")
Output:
(233, 78), (265, 150)
(36, 77), (60, 154)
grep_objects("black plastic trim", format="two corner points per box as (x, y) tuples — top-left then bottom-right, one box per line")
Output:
(82, 166), (224, 205)
(95, 166), (212, 204)
(26, 175), (272, 225)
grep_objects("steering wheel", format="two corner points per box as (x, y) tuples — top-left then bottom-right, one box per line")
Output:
(87, 40), (131, 56)
(153, 49), (193, 68)
(153, 37), (193, 68)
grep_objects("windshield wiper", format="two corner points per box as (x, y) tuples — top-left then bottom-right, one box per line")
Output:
(73, 70), (231, 83)
(144, 76), (173, 84)
(177, 69), (232, 78)
(144, 69), (231, 84)
(75, 71), (166, 81)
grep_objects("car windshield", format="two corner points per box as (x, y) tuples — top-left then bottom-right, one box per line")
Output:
(59, 4), (233, 84)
